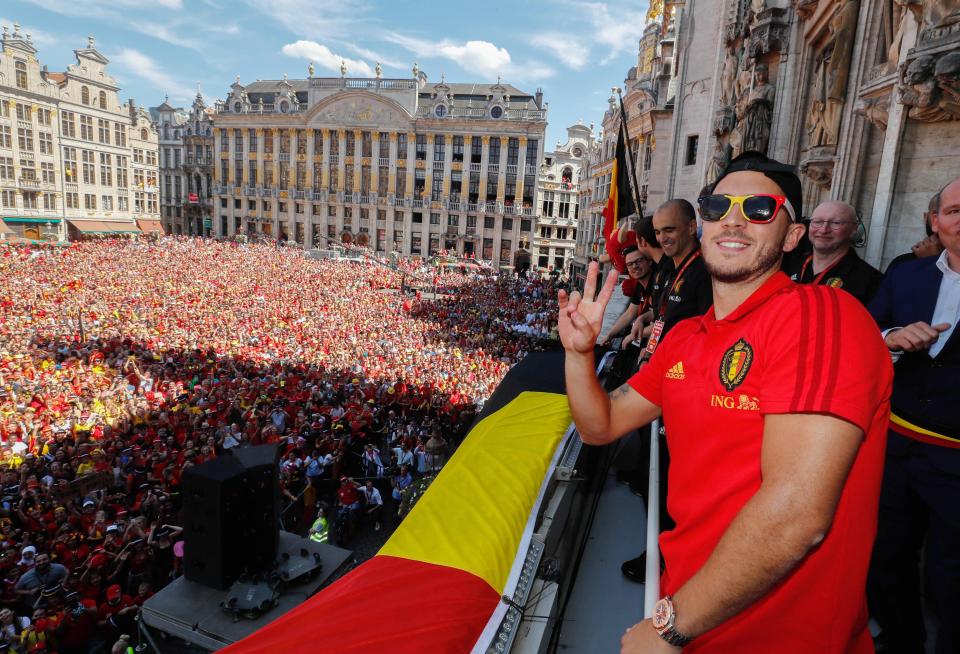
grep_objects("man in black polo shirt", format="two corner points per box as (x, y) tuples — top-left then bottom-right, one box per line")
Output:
(620, 199), (713, 583)
(783, 200), (883, 305)
(647, 199), (713, 355)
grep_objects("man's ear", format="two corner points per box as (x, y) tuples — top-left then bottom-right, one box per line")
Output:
(782, 222), (806, 253)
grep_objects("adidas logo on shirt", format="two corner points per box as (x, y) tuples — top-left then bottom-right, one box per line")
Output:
(665, 361), (685, 380)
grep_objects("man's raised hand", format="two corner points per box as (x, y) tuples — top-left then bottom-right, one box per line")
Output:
(557, 261), (619, 354)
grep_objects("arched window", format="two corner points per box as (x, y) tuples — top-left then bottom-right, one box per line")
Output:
(561, 167), (573, 184)
(141, 128), (148, 140)
(81, 86), (90, 105)
(99, 90), (107, 109)
(15, 61), (27, 90)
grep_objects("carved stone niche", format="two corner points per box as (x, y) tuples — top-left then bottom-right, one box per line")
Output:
(714, 105), (737, 136)
(747, 7), (791, 58)
(799, 145), (837, 188)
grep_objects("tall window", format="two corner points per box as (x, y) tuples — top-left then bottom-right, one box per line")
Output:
(433, 135), (444, 162)
(507, 138), (519, 165)
(17, 127), (33, 152)
(0, 126), (9, 149)
(471, 137), (482, 163)
(79, 116), (93, 141)
(114, 122), (126, 147)
(526, 139), (538, 165)
(415, 134), (426, 160)
(63, 148), (77, 182)
(141, 128), (148, 141)
(453, 135), (464, 162)
(489, 137), (501, 162)
(234, 128), (243, 153)
(61, 111), (76, 138)
(41, 162), (55, 183)
(397, 133), (407, 156)
(81, 150), (95, 184)
(81, 86), (90, 105)
(98, 119), (110, 144)
(116, 155), (128, 188)
(99, 153), (113, 186)
(0, 157), (12, 180)
(263, 129), (273, 154)
(37, 109), (51, 126)
(15, 61), (28, 89)
(99, 91), (107, 109)
(249, 128), (258, 152)
(84, 193), (96, 210)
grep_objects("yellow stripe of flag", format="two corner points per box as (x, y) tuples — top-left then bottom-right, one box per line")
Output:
(379, 391), (571, 593)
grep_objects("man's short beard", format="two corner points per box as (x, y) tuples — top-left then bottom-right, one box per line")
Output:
(705, 243), (783, 284)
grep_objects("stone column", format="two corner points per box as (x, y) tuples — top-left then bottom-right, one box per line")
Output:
(478, 135), (490, 203)
(352, 129), (363, 196)
(443, 133), (454, 198)
(516, 136), (528, 207)
(371, 131), (380, 197)
(321, 129), (331, 190)
(337, 129), (347, 192)
(864, 15), (919, 267)
(388, 131), (398, 195)
(405, 131), (416, 199)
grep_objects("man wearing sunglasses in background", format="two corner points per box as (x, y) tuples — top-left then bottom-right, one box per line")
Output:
(783, 200), (883, 305)
(558, 151), (892, 653)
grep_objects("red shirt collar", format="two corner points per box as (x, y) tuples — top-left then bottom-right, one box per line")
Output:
(697, 271), (794, 330)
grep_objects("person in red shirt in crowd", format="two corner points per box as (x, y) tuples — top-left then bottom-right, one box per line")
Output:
(96, 584), (136, 647)
(558, 152), (892, 653)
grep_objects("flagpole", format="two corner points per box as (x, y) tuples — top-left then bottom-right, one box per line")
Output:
(615, 88), (644, 219)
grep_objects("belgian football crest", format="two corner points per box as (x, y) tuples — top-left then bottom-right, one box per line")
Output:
(719, 338), (754, 391)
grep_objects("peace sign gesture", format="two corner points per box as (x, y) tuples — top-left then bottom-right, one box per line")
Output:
(557, 261), (619, 354)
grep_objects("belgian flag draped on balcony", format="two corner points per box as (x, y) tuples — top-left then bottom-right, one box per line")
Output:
(601, 121), (637, 244)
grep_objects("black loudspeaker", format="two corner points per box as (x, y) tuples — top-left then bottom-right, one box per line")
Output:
(182, 444), (281, 589)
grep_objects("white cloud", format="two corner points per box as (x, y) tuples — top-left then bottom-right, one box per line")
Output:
(249, 0), (371, 42)
(153, 0), (183, 8)
(563, 1), (649, 64)
(385, 33), (554, 82)
(0, 18), (60, 48)
(281, 40), (374, 77)
(343, 44), (406, 71)
(110, 48), (194, 101)
(128, 21), (202, 50)
(202, 23), (240, 35)
(530, 33), (590, 70)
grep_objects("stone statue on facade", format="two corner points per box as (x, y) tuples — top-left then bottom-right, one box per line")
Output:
(706, 140), (733, 185)
(738, 64), (776, 154)
(720, 48), (739, 106)
(807, 54), (831, 145)
(853, 96), (890, 131)
(886, 0), (922, 68)
(935, 52), (960, 119)
(900, 54), (955, 121)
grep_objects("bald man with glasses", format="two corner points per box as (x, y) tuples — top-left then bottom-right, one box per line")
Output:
(783, 200), (883, 305)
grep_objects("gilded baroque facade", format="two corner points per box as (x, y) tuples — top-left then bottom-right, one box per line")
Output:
(152, 90), (214, 236)
(0, 25), (161, 241)
(534, 121), (593, 273)
(211, 67), (546, 266)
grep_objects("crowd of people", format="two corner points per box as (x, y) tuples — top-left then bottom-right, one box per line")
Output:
(0, 237), (558, 652)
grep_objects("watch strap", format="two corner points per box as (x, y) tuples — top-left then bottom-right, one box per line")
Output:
(658, 625), (693, 647)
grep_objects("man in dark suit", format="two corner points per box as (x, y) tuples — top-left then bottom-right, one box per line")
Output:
(867, 176), (960, 654)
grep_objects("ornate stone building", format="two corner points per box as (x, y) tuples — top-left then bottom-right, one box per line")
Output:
(534, 121), (593, 274)
(211, 65), (546, 267)
(151, 90), (214, 236)
(0, 23), (63, 241)
(0, 25), (161, 241)
(664, 0), (960, 268)
(572, 4), (680, 284)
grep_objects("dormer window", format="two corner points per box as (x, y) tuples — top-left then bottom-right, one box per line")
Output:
(233, 102), (242, 113)
(81, 86), (90, 105)
(15, 61), (27, 90)
(99, 91), (107, 109)
(278, 100), (289, 113)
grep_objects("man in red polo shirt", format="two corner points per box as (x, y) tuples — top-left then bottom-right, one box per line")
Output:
(558, 152), (892, 653)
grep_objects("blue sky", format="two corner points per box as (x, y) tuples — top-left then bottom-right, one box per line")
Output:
(5, 0), (649, 148)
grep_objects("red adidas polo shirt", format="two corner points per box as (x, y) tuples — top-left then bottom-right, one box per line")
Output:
(629, 271), (892, 653)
